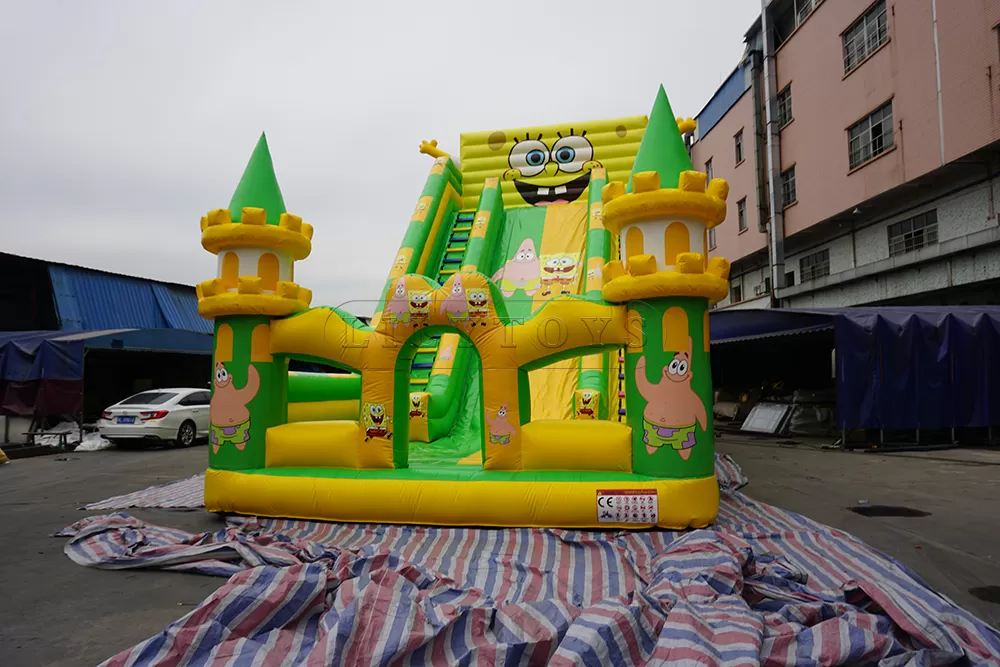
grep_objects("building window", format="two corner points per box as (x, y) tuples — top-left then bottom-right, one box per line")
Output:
(734, 130), (744, 165)
(777, 85), (793, 128)
(705, 158), (713, 183)
(795, 0), (816, 25)
(737, 198), (747, 232)
(781, 166), (797, 208)
(888, 210), (938, 257)
(799, 248), (830, 281)
(785, 271), (795, 287)
(708, 227), (717, 250)
(730, 281), (742, 303)
(849, 101), (894, 169)
(843, 0), (888, 73)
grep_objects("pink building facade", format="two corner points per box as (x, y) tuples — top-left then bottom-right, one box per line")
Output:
(693, 0), (1000, 309)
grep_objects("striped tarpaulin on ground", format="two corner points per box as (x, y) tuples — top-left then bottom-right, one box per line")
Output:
(83, 473), (205, 510)
(59, 456), (1000, 666)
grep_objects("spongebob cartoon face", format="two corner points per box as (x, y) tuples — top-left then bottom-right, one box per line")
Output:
(408, 392), (427, 419)
(589, 206), (603, 230)
(459, 115), (645, 210)
(474, 212), (489, 230)
(389, 249), (414, 279)
(466, 289), (490, 325)
(412, 196), (433, 222)
(576, 390), (598, 419)
(363, 402), (391, 440)
(539, 253), (581, 297)
(504, 130), (597, 206)
(408, 290), (431, 324)
(467, 289), (489, 311)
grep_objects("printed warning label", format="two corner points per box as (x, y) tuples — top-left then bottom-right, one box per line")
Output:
(596, 489), (658, 524)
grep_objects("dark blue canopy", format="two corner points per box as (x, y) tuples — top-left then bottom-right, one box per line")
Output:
(710, 307), (1000, 430)
(0, 331), (84, 381)
(0, 329), (212, 382)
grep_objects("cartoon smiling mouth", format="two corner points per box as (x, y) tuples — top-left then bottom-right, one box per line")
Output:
(469, 299), (487, 307)
(410, 301), (428, 309)
(371, 414), (384, 425)
(544, 266), (575, 274)
(582, 396), (592, 405)
(514, 172), (590, 207)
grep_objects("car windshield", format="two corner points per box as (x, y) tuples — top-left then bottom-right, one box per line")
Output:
(118, 391), (176, 406)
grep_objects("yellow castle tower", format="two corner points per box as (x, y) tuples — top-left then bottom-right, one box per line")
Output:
(196, 133), (314, 319)
(599, 86), (731, 481)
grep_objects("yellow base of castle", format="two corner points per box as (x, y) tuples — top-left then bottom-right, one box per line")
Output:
(204, 468), (720, 530)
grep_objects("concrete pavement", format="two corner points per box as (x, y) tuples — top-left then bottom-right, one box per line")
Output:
(0, 446), (215, 667)
(717, 437), (1000, 628)
(1, 441), (998, 665)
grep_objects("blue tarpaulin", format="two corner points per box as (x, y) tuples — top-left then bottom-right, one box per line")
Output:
(0, 329), (212, 416)
(833, 308), (1000, 430)
(710, 307), (1000, 430)
(0, 331), (84, 381)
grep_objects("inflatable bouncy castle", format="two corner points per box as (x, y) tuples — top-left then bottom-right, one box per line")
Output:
(197, 86), (732, 529)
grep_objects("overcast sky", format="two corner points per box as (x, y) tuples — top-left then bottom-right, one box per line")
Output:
(0, 1), (759, 316)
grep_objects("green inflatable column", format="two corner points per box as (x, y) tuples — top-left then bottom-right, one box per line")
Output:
(623, 297), (713, 479)
(197, 132), (314, 473)
(210, 316), (288, 471)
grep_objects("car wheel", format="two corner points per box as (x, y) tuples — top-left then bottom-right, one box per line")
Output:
(176, 420), (197, 447)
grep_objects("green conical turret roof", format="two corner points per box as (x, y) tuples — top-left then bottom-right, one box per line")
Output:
(228, 132), (286, 225)
(627, 85), (694, 192)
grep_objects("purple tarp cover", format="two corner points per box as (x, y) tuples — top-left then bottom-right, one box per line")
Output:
(59, 457), (1000, 666)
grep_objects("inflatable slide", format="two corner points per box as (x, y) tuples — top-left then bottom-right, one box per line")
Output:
(196, 86), (733, 528)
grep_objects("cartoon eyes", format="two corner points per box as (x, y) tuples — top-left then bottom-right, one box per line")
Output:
(558, 257), (573, 267)
(215, 366), (229, 383)
(583, 392), (592, 400)
(515, 249), (535, 261)
(509, 134), (595, 176)
(370, 405), (384, 415)
(551, 135), (593, 173)
(667, 358), (689, 375)
(545, 257), (560, 268)
(498, 406), (507, 418)
(509, 139), (549, 177)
